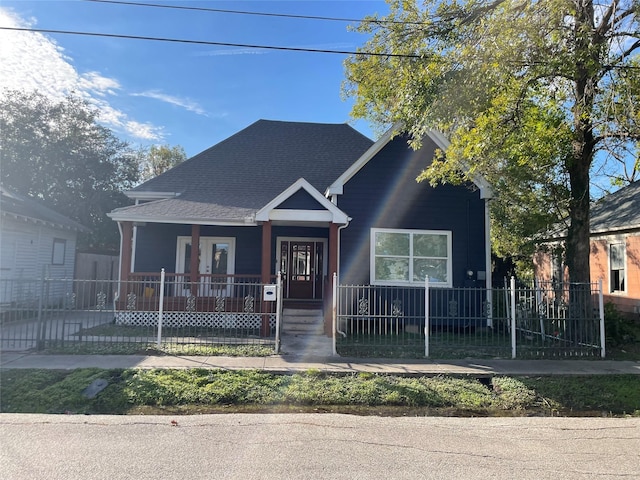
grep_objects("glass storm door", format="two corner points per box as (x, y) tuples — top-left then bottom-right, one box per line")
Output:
(176, 237), (235, 296)
(280, 240), (324, 299)
(200, 240), (232, 297)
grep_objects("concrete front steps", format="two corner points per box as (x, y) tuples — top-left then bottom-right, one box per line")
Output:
(280, 307), (335, 357)
(281, 308), (325, 335)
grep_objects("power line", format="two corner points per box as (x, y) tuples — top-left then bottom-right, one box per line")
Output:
(83, 0), (426, 26)
(0, 26), (422, 58)
(2, 26), (636, 70)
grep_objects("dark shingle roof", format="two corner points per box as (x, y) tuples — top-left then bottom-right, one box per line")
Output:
(112, 120), (373, 223)
(0, 186), (88, 232)
(542, 180), (640, 239)
(590, 180), (640, 233)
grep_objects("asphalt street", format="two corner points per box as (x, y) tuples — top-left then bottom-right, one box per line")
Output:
(1, 413), (639, 480)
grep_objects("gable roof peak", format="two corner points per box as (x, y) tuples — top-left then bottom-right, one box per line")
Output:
(255, 177), (349, 225)
(327, 124), (493, 199)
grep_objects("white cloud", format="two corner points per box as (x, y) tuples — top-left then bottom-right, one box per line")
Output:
(78, 72), (121, 97)
(124, 120), (165, 141)
(0, 7), (164, 142)
(0, 9), (78, 101)
(92, 101), (164, 141)
(131, 90), (207, 116)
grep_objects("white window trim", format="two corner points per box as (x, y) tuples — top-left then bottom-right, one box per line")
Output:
(370, 228), (452, 287)
(608, 241), (626, 294)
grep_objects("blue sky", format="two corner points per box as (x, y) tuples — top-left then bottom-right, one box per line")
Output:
(0, 0), (388, 157)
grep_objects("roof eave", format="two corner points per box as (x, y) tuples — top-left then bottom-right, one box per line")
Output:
(124, 191), (181, 201)
(536, 223), (640, 243)
(258, 178), (350, 224)
(590, 224), (640, 236)
(1, 211), (89, 233)
(326, 123), (401, 196)
(106, 211), (256, 226)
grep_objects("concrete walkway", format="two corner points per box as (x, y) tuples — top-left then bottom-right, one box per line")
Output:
(2, 351), (639, 376)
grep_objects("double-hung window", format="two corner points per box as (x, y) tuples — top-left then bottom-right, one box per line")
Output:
(610, 243), (625, 293)
(371, 228), (452, 287)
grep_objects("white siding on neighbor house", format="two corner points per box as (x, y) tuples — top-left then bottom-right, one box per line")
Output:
(1, 218), (78, 306)
(0, 229), (17, 275)
(0, 217), (77, 279)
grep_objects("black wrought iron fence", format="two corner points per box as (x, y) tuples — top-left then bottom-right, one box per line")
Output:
(1, 273), (603, 359)
(0, 272), (282, 354)
(335, 278), (604, 359)
(507, 279), (604, 358)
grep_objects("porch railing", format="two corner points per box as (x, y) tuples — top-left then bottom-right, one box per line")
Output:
(335, 278), (605, 359)
(124, 272), (275, 312)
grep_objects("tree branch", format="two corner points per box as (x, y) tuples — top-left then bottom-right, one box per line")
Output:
(593, 130), (640, 144)
(595, 0), (618, 36)
(612, 5), (638, 27)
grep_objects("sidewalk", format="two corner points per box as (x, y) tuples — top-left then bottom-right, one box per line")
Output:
(2, 352), (639, 376)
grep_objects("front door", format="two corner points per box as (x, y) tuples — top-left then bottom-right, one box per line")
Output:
(279, 239), (325, 300)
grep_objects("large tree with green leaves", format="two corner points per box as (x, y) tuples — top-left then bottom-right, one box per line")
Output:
(0, 90), (139, 251)
(137, 144), (187, 182)
(344, 0), (640, 282)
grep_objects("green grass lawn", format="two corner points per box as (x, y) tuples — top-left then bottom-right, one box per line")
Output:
(41, 343), (275, 357)
(1, 368), (638, 417)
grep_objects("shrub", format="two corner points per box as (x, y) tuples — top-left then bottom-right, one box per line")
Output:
(604, 302), (637, 346)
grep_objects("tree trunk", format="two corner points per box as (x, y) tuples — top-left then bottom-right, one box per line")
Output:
(565, 159), (592, 344)
(563, 0), (598, 344)
(566, 0), (596, 286)
(565, 159), (591, 284)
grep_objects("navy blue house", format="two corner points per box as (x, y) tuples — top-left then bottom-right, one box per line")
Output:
(108, 120), (493, 332)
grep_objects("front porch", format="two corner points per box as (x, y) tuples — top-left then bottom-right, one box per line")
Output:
(116, 213), (340, 335)
(111, 178), (354, 339)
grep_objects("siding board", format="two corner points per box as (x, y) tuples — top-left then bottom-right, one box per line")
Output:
(0, 218), (76, 278)
(135, 224), (262, 275)
(276, 190), (325, 210)
(337, 135), (487, 286)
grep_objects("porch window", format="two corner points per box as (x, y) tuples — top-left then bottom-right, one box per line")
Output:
(176, 236), (235, 276)
(610, 243), (625, 293)
(371, 228), (452, 287)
